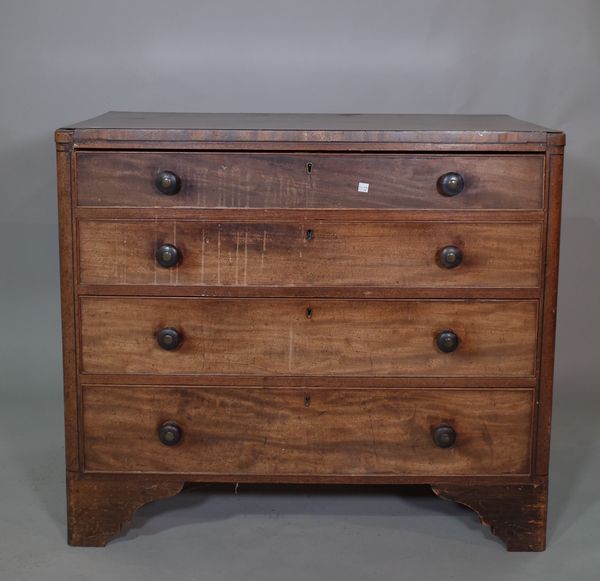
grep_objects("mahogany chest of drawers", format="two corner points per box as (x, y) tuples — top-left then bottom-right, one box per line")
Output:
(56, 112), (564, 550)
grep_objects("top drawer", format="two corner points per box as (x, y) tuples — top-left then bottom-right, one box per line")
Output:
(76, 153), (544, 209)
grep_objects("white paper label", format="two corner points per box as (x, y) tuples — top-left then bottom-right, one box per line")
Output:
(358, 182), (369, 193)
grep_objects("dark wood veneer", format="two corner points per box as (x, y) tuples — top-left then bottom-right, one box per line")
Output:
(76, 152), (543, 209)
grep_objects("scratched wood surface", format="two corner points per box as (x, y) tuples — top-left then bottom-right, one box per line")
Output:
(79, 298), (538, 376)
(82, 386), (533, 476)
(67, 473), (184, 546)
(76, 152), (544, 209)
(67, 112), (556, 132)
(432, 480), (548, 551)
(63, 112), (562, 147)
(78, 220), (543, 288)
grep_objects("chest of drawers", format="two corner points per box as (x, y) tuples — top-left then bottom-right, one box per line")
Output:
(56, 112), (564, 550)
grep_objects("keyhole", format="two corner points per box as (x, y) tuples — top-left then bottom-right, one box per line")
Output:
(306, 307), (313, 319)
(307, 162), (313, 174)
(306, 229), (314, 241)
(304, 394), (311, 407)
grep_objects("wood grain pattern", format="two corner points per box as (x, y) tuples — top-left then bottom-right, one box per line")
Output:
(67, 472), (183, 546)
(79, 298), (538, 377)
(73, 141), (551, 153)
(77, 285), (541, 300)
(82, 387), (533, 476)
(78, 220), (543, 289)
(77, 375), (538, 389)
(64, 112), (561, 146)
(56, 138), (80, 471)
(535, 150), (564, 475)
(56, 113), (564, 551)
(76, 152), (543, 209)
(432, 480), (548, 551)
(75, 207), (547, 222)
(67, 112), (556, 132)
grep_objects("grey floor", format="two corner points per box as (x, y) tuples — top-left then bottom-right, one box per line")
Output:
(1, 222), (599, 581)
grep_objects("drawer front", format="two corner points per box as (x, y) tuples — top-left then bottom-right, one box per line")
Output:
(80, 298), (538, 376)
(82, 386), (533, 476)
(76, 152), (543, 209)
(79, 220), (543, 288)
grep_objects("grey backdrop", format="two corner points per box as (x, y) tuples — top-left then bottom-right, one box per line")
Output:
(1, 1), (599, 580)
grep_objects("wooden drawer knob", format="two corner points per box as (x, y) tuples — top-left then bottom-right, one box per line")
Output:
(432, 423), (456, 448)
(437, 172), (464, 197)
(436, 330), (460, 353)
(158, 421), (182, 446)
(156, 244), (180, 268)
(157, 327), (182, 350)
(155, 170), (181, 195)
(438, 245), (463, 269)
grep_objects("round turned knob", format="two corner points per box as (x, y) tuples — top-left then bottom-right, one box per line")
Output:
(155, 170), (181, 195)
(157, 327), (182, 350)
(432, 423), (456, 448)
(437, 172), (465, 197)
(438, 245), (463, 269)
(158, 421), (182, 446)
(436, 330), (460, 353)
(156, 244), (180, 268)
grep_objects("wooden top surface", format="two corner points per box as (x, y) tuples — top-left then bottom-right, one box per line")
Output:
(58, 112), (563, 146)
(66, 112), (556, 132)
